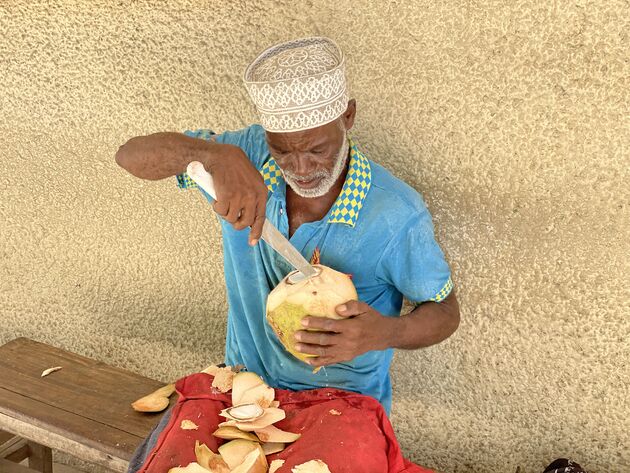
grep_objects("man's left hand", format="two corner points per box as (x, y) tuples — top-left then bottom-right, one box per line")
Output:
(294, 301), (395, 367)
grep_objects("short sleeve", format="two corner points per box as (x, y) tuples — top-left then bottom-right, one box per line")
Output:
(375, 206), (453, 304)
(176, 124), (269, 189)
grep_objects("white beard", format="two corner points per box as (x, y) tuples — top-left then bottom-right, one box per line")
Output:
(282, 131), (350, 198)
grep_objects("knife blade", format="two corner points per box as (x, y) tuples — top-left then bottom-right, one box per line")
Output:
(186, 161), (318, 279)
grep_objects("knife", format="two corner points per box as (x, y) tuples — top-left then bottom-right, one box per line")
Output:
(186, 161), (318, 280)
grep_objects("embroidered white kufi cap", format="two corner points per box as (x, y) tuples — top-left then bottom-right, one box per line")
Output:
(243, 37), (349, 132)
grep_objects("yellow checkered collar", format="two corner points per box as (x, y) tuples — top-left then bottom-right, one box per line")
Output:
(260, 138), (372, 227)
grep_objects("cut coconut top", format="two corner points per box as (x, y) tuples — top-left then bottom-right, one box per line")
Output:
(287, 267), (321, 284)
(222, 403), (265, 421)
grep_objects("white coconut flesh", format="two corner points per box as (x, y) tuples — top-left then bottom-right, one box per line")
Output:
(223, 403), (264, 421)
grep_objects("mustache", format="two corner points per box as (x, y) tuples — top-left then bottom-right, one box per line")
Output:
(282, 169), (329, 182)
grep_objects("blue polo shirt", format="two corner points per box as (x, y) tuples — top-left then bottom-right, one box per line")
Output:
(177, 124), (453, 414)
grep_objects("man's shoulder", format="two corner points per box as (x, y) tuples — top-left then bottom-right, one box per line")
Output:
(367, 161), (429, 217)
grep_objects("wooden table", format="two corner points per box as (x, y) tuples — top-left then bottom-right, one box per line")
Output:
(0, 338), (174, 472)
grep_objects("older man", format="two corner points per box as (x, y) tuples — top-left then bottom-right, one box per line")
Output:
(116, 37), (459, 416)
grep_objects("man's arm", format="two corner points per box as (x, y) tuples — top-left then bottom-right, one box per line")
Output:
(115, 132), (220, 180)
(114, 132), (269, 244)
(294, 291), (460, 367)
(386, 291), (459, 349)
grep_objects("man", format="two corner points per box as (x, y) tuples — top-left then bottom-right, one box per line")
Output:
(116, 37), (459, 416)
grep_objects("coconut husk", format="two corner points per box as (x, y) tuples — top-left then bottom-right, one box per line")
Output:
(261, 442), (285, 455)
(131, 383), (175, 412)
(231, 372), (266, 406)
(167, 462), (215, 473)
(213, 426), (259, 442)
(229, 448), (266, 473)
(269, 459), (285, 473)
(254, 424), (300, 443)
(237, 383), (275, 408)
(217, 440), (266, 471)
(194, 441), (230, 473)
(291, 460), (331, 473)
(180, 420), (198, 430)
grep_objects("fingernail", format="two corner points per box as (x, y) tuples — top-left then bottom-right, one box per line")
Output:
(295, 344), (302, 352)
(338, 304), (347, 312)
(294, 333), (302, 341)
(301, 319), (309, 327)
(250, 239), (258, 246)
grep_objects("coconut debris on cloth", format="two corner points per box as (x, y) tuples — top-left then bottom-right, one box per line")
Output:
(131, 371), (436, 473)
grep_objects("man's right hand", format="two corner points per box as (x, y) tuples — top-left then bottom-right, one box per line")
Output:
(202, 143), (269, 246)
(115, 132), (268, 245)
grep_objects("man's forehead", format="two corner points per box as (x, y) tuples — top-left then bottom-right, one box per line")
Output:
(265, 122), (337, 148)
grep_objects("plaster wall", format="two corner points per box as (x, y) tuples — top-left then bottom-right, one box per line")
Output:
(1, 1), (628, 472)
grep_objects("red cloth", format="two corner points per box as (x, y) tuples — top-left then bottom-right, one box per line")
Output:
(138, 373), (434, 473)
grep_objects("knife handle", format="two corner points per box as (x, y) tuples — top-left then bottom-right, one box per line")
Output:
(186, 161), (217, 201)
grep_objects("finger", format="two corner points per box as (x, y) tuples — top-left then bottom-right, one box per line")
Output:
(294, 343), (330, 356)
(224, 198), (243, 224)
(306, 356), (336, 367)
(249, 199), (266, 245)
(212, 200), (229, 217)
(233, 198), (256, 231)
(301, 316), (343, 332)
(294, 330), (335, 346)
(335, 300), (368, 317)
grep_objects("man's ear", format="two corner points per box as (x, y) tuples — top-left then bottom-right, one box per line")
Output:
(342, 99), (357, 131)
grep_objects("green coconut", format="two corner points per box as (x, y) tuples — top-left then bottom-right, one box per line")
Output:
(266, 264), (357, 364)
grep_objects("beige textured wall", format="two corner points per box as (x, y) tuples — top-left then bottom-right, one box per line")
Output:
(1, 1), (628, 472)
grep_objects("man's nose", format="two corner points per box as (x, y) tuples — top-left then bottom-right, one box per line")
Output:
(292, 154), (315, 177)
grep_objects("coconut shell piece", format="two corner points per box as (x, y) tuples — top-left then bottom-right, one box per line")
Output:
(230, 448), (266, 473)
(194, 441), (230, 473)
(254, 424), (301, 443)
(231, 372), (266, 406)
(41, 366), (62, 377)
(237, 383), (275, 408)
(221, 407), (286, 432)
(201, 365), (236, 393)
(217, 440), (266, 471)
(213, 426), (259, 442)
(262, 442), (285, 455)
(291, 460), (332, 473)
(269, 459), (285, 473)
(167, 462), (214, 473)
(180, 419), (199, 430)
(221, 403), (264, 421)
(131, 383), (176, 412)
(212, 369), (235, 393)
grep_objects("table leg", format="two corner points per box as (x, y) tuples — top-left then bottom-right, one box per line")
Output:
(27, 442), (53, 473)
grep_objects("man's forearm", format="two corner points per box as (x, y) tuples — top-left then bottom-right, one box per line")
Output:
(387, 292), (460, 350)
(115, 132), (220, 180)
